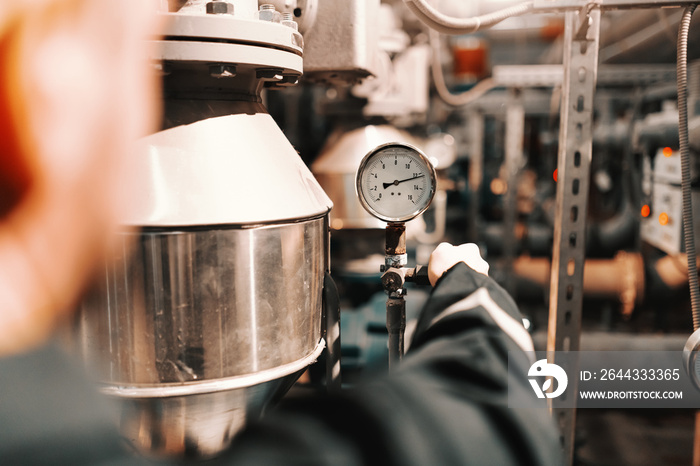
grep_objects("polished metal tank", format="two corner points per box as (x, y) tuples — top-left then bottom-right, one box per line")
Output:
(79, 223), (326, 388)
(77, 218), (326, 457)
(69, 5), (332, 456)
(73, 111), (331, 458)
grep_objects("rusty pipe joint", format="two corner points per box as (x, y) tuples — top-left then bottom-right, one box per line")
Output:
(385, 223), (407, 256)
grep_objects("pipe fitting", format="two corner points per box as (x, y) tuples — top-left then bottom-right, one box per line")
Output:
(381, 267), (406, 294)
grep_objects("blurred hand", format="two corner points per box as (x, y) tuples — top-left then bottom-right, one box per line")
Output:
(0, 0), (161, 356)
(428, 242), (489, 286)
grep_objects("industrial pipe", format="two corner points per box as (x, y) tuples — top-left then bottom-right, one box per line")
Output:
(512, 252), (645, 317)
(402, 0), (534, 35)
(654, 253), (700, 289)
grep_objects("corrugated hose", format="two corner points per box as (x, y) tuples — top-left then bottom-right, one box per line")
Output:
(677, 4), (700, 330)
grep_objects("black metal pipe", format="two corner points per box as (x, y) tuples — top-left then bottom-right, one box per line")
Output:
(386, 297), (406, 370)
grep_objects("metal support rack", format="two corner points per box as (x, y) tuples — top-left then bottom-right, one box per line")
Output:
(547, 5), (601, 465)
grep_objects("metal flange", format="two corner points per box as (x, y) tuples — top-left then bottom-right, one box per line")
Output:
(161, 14), (303, 55)
(154, 40), (302, 75)
(153, 13), (304, 85)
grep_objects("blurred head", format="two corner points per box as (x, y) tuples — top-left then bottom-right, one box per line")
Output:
(0, 0), (161, 356)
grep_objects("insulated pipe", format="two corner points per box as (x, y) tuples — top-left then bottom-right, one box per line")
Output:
(512, 252), (645, 316)
(402, 0), (534, 35)
(655, 254), (700, 289)
(481, 204), (638, 256)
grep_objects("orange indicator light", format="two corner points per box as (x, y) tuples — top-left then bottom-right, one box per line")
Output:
(663, 147), (673, 158)
(659, 212), (669, 226)
(641, 205), (651, 218)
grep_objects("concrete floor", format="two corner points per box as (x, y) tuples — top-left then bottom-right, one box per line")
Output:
(575, 409), (694, 465)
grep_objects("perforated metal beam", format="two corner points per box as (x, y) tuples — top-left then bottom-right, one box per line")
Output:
(503, 99), (525, 296)
(546, 6), (601, 465)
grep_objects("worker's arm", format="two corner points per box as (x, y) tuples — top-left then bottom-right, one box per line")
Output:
(222, 243), (561, 466)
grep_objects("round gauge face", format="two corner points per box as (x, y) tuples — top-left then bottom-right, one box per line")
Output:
(356, 143), (437, 222)
(684, 329), (700, 389)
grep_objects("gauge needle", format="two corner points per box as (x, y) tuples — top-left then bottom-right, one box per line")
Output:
(383, 174), (424, 189)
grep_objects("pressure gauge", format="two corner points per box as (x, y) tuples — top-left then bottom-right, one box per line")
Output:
(684, 329), (700, 389)
(356, 143), (437, 223)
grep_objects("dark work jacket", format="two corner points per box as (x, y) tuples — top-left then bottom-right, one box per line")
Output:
(0, 263), (560, 465)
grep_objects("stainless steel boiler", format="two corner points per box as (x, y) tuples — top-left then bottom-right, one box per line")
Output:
(70, 1), (332, 458)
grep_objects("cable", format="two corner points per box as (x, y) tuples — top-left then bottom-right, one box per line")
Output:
(428, 30), (497, 107)
(677, 4), (700, 330)
(403, 0), (534, 35)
